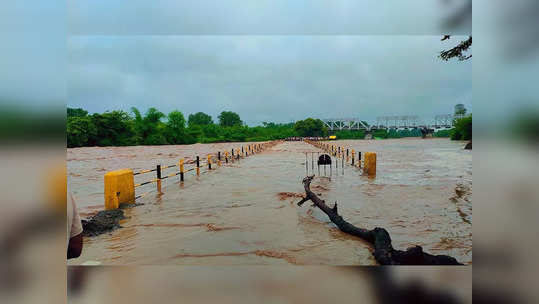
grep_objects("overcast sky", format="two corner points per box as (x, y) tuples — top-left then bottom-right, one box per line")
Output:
(68, 0), (471, 35)
(0, 1), (473, 124)
(68, 35), (471, 125)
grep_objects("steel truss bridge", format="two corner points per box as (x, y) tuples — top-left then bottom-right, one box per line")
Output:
(322, 118), (369, 131)
(322, 114), (464, 132)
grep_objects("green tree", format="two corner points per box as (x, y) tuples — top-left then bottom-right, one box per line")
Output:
(434, 129), (452, 138)
(67, 116), (97, 147)
(372, 129), (388, 139)
(165, 110), (186, 144)
(67, 107), (88, 118)
(91, 111), (136, 146)
(202, 123), (220, 139)
(334, 129), (365, 139)
(451, 115), (472, 140)
(188, 112), (213, 127)
(130, 107), (167, 145)
(294, 118), (328, 137)
(218, 111), (242, 127)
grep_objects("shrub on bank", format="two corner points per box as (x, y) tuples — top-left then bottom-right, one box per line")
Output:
(451, 115), (472, 140)
(434, 129), (453, 138)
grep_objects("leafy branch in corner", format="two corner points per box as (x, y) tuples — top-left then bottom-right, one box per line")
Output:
(439, 36), (472, 61)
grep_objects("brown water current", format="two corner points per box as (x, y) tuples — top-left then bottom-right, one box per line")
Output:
(67, 138), (472, 265)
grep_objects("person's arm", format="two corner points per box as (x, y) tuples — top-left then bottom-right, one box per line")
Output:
(67, 233), (83, 259)
(67, 194), (84, 259)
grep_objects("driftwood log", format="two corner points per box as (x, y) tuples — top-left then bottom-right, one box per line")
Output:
(298, 176), (462, 265)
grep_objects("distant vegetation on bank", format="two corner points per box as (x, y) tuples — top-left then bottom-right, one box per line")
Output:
(67, 107), (298, 147)
(449, 115), (472, 140)
(67, 107), (472, 147)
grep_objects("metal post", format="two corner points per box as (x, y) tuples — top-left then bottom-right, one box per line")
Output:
(358, 152), (362, 168)
(218, 151), (221, 166)
(196, 156), (200, 176)
(305, 152), (308, 175)
(179, 159), (184, 182)
(207, 154), (212, 170)
(156, 164), (162, 193)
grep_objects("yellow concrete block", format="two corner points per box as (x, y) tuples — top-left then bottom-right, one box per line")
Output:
(364, 152), (377, 177)
(47, 163), (66, 214)
(104, 169), (135, 210)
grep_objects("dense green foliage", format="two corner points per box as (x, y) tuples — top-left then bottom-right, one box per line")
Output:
(333, 130), (366, 139)
(218, 111), (242, 127)
(293, 118), (328, 137)
(188, 112), (213, 127)
(334, 128), (424, 140)
(67, 108), (88, 118)
(67, 107), (297, 147)
(386, 128), (422, 138)
(372, 129), (388, 139)
(434, 129), (453, 138)
(451, 115), (472, 140)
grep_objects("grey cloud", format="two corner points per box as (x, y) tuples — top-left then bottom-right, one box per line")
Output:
(69, 0), (471, 35)
(68, 35), (471, 125)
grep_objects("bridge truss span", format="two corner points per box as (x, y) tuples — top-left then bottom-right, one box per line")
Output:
(321, 113), (465, 132)
(322, 118), (369, 131)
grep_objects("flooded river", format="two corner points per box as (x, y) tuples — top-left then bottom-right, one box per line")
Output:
(67, 138), (472, 265)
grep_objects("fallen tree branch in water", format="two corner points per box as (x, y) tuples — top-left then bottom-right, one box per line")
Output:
(298, 175), (462, 265)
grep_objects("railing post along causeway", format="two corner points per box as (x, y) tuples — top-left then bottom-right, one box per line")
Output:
(207, 154), (212, 170)
(156, 164), (162, 194)
(196, 156), (200, 176)
(358, 152), (362, 168)
(218, 151), (222, 166)
(351, 149), (355, 166)
(225, 151), (229, 164)
(179, 159), (184, 182)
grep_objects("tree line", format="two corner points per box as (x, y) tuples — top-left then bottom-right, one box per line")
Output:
(67, 107), (470, 147)
(67, 107), (301, 147)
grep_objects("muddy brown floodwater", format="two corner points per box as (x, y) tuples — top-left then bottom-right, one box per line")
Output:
(67, 138), (471, 265)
